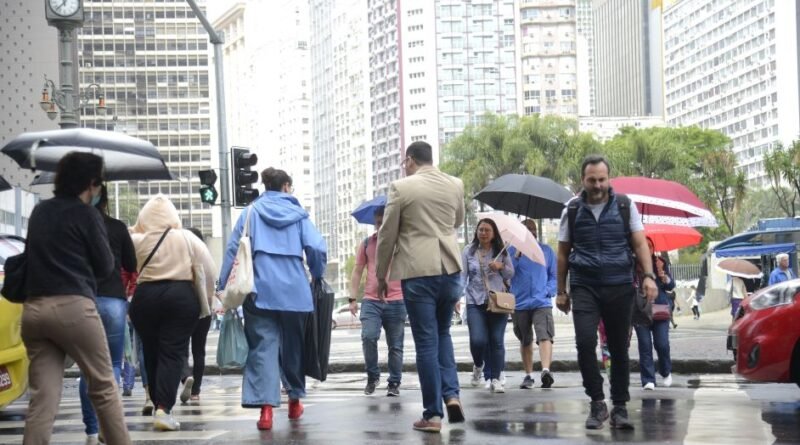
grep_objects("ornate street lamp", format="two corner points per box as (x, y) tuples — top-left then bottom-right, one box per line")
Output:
(38, 76), (107, 121)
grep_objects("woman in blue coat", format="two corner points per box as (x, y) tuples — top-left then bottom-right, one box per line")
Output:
(634, 237), (675, 390)
(218, 167), (327, 431)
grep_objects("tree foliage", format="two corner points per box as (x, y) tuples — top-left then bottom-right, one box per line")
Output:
(763, 141), (800, 217)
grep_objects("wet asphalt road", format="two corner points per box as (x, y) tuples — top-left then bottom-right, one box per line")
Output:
(1, 372), (798, 444)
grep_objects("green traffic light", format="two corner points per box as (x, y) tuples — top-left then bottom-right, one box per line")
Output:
(199, 185), (218, 205)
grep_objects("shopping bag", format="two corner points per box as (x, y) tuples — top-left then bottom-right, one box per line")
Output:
(223, 207), (254, 310)
(1, 252), (27, 303)
(216, 310), (249, 369)
(304, 279), (335, 381)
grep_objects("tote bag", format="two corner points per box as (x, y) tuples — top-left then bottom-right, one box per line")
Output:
(222, 206), (254, 310)
(183, 230), (211, 318)
(216, 309), (249, 369)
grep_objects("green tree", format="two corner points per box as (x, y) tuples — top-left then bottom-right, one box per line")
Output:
(108, 183), (141, 226)
(734, 187), (791, 231)
(763, 142), (800, 217)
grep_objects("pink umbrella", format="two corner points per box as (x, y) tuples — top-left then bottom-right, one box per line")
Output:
(477, 212), (545, 265)
(610, 177), (718, 227)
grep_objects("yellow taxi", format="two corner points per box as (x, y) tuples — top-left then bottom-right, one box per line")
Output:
(0, 235), (27, 409)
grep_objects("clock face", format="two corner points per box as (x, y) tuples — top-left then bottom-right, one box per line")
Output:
(48, 0), (80, 17)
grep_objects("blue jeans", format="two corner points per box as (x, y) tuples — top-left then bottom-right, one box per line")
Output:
(360, 299), (406, 384)
(122, 321), (147, 391)
(634, 320), (672, 386)
(402, 273), (462, 420)
(79, 297), (128, 435)
(242, 297), (308, 407)
(467, 304), (507, 380)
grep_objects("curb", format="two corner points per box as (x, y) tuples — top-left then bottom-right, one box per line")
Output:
(65, 359), (734, 379)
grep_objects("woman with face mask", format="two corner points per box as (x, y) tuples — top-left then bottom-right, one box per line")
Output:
(21, 152), (131, 445)
(76, 185), (138, 445)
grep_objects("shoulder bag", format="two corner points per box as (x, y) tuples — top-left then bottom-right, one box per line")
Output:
(182, 230), (211, 319)
(480, 251), (515, 314)
(222, 206), (255, 310)
(1, 252), (27, 303)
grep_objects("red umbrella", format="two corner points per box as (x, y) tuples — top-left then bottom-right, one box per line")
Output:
(644, 224), (703, 251)
(610, 177), (718, 227)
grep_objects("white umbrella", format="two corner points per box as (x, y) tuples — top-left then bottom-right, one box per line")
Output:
(477, 212), (545, 265)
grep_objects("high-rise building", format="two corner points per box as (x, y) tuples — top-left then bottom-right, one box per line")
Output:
(663, 0), (800, 185)
(592, 0), (663, 117)
(576, 0), (595, 116)
(212, 1), (314, 217)
(0, 4), (58, 236)
(78, 0), (215, 235)
(369, 1), (439, 197)
(518, 0), (579, 117)
(435, 0), (520, 145)
(310, 0), (341, 289)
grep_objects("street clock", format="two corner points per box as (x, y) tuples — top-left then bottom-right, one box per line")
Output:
(45, 0), (84, 25)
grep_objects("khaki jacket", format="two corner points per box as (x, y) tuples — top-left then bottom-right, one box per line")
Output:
(376, 165), (465, 281)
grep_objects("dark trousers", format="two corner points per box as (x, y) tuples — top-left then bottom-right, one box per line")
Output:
(130, 281), (199, 412)
(571, 284), (634, 405)
(182, 315), (212, 395)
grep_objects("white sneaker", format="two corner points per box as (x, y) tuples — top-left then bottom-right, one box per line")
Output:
(662, 374), (673, 387)
(153, 408), (181, 431)
(179, 376), (194, 404)
(484, 379), (492, 389)
(471, 364), (484, 387)
(499, 371), (506, 385)
(643, 382), (655, 390)
(491, 379), (505, 393)
(85, 434), (99, 445)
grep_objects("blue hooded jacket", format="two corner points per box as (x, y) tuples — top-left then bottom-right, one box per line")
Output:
(218, 191), (327, 312)
(509, 244), (557, 310)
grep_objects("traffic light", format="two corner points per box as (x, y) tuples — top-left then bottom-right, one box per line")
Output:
(198, 169), (218, 205)
(231, 147), (259, 207)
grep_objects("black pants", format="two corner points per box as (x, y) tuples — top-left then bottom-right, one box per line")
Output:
(571, 284), (634, 404)
(182, 315), (212, 395)
(130, 281), (199, 412)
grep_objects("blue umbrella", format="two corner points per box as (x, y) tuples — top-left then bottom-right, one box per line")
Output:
(351, 195), (387, 225)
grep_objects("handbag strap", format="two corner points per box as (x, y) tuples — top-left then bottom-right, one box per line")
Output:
(242, 205), (252, 239)
(139, 227), (171, 274)
(478, 249), (493, 299)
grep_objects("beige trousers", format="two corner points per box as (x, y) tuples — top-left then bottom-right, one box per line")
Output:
(21, 295), (130, 445)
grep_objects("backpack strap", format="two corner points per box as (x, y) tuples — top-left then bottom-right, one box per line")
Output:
(567, 198), (580, 243)
(616, 193), (632, 240)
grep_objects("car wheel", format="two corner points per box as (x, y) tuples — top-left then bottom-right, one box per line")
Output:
(791, 340), (800, 388)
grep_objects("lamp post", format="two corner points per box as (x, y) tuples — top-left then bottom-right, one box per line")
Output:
(38, 77), (107, 122)
(44, 0), (87, 129)
(178, 176), (194, 228)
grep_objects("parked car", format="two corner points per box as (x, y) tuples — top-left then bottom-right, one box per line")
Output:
(332, 304), (361, 330)
(728, 278), (800, 388)
(0, 234), (27, 409)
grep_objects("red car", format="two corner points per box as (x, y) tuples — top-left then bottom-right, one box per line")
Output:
(728, 278), (800, 387)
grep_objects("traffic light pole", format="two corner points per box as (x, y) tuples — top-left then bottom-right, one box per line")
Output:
(187, 0), (232, 248)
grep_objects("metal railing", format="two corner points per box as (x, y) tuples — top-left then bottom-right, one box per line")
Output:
(670, 263), (703, 282)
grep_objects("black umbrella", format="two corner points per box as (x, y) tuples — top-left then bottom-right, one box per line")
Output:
(0, 175), (11, 192)
(474, 174), (574, 219)
(304, 278), (335, 382)
(1, 128), (173, 181)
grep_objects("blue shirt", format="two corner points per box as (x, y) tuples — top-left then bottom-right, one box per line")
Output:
(509, 243), (557, 310)
(769, 268), (794, 286)
(461, 245), (514, 305)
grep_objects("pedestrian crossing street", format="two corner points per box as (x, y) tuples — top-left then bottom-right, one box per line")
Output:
(0, 375), (371, 444)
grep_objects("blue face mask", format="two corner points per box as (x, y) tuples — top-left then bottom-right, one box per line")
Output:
(90, 192), (101, 207)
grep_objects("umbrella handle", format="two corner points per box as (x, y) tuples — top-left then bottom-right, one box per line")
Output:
(493, 242), (509, 262)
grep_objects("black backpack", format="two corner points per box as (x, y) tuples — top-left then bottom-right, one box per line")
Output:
(567, 193), (632, 243)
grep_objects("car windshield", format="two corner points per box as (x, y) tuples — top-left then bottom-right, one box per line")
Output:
(0, 237), (24, 266)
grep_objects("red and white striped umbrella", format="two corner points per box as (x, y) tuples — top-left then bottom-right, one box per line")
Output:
(610, 177), (718, 227)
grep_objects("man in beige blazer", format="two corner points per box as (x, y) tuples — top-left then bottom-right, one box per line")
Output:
(376, 141), (465, 433)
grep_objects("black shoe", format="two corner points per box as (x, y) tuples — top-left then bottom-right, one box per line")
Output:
(585, 400), (609, 430)
(541, 371), (554, 389)
(610, 405), (634, 430)
(364, 380), (377, 395)
(387, 382), (400, 397)
(122, 388), (132, 397)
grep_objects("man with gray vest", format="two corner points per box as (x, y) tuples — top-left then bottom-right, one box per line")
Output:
(556, 155), (658, 430)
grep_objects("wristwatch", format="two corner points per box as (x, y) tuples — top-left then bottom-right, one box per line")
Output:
(643, 272), (657, 281)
